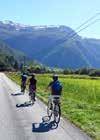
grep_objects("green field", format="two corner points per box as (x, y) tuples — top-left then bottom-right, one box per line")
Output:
(7, 72), (100, 140)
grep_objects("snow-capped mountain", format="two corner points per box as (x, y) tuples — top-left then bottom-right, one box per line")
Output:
(0, 20), (100, 69)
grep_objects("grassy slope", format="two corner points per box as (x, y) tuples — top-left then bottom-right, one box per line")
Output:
(7, 72), (100, 140)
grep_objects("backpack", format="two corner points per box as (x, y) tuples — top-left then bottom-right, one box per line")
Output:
(52, 81), (62, 93)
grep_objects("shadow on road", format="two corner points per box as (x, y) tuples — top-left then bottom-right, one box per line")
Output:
(16, 101), (33, 108)
(11, 92), (23, 96)
(32, 119), (58, 133)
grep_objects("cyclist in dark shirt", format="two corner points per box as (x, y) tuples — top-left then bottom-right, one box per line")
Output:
(46, 74), (62, 110)
(21, 73), (27, 94)
(28, 74), (37, 104)
(47, 75), (62, 95)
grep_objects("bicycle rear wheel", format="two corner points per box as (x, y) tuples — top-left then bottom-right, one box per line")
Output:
(54, 104), (61, 124)
(21, 83), (26, 93)
(47, 101), (52, 118)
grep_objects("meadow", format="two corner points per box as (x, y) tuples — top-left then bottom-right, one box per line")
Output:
(7, 72), (100, 140)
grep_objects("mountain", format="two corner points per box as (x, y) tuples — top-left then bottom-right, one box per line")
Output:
(0, 20), (100, 69)
(0, 39), (30, 70)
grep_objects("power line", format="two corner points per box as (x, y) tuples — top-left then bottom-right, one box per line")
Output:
(58, 12), (100, 44)
(66, 18), (100, 42)
(72, 13), (100, 34)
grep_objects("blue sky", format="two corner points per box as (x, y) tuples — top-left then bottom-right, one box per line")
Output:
(0, 0), (100, 38)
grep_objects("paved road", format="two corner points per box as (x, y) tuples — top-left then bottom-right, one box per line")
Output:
(0, 73), (92, 140)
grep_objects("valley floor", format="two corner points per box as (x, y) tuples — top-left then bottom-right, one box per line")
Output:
(7, 72), (100, 140)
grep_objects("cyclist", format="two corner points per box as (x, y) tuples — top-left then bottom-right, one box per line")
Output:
(46, 74), (62, 109)
(28, 73), (37, 104)
(21, 72), (27, 94)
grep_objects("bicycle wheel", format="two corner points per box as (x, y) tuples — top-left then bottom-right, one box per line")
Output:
(31, 93), (35, 104)
(21, 83), (25, 93)
(54, 103), (61, 124)
(23, 86), (25, 93)
(47, 101), (52, 118)
(21, 84), (23, 92)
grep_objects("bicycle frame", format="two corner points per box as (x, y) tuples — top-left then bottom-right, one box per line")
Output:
(48, 95), (61, 104)
(47, 95), (61, 123)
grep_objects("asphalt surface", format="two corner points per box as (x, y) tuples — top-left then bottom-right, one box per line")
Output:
(0, 73), (92, 140)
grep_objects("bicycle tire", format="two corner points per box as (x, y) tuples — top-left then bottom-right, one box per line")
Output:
(47, 101), (52, 118)
(54, 103), (61, 123)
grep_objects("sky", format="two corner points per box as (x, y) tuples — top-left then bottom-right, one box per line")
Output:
(0, 0), (100, 38)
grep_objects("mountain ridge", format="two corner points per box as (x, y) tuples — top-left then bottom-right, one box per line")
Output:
(0, 20), (100, 69)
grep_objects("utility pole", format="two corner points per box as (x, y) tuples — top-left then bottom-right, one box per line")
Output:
(23, 56), (26, 66)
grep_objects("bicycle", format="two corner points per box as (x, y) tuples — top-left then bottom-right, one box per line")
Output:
(29, 91), (36, 104)
(21, 81), (26, 93)
(47, 95), (61, 124)
(29, 85), (36, 105)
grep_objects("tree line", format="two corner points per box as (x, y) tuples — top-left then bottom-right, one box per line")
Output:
(63, 68), (100, 77)
(1, 56), (100, 77)
(0, 55), (19, 71)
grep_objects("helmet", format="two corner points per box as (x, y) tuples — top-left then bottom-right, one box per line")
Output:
(31, 73), (35, 78)
(23, 72), (26, 75)
(52, 74), (58, 81)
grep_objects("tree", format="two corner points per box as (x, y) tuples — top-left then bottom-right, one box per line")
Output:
(13, 60), (19, 70)
(89, 69), (100, 77)
(63, 68), (73, 74)
(8, 56), (15, 66)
